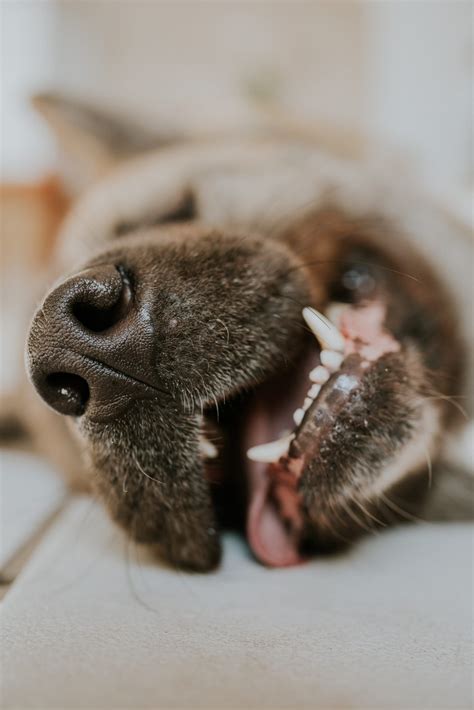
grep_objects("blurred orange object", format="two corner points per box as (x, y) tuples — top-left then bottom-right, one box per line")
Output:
(0, 175), (69, 271)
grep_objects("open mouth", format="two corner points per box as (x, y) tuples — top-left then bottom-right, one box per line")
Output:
(199, 301), (400, 568)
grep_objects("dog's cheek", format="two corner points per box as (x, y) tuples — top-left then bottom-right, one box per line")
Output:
(297, 348), (440, 548)
(77, 400), (221, 571)
(112, 232), (311, 402)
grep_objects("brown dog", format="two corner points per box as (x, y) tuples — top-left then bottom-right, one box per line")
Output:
(8, 96), (474, 570)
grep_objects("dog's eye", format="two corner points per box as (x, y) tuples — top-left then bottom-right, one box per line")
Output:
(115, 220), (138, 237)
(342, 266), (375, 295)
(114, 191), (196, 237)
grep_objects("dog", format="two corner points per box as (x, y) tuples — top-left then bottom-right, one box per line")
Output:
(5, 95), (474, 571)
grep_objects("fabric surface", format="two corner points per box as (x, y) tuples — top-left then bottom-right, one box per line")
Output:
(0, 450), (65, 574)
(2, 491), (472, 709)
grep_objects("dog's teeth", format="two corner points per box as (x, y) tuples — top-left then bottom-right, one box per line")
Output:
(302, 307), (345, 352)
(309, 365), (330, 384)
(303, 397), (313, 410)
(293, 408), (305, 426)
(320, 349), (344, 371)
(199, 436), (218, 459)
(247, 434), (293, 463)
(308, 383), (321, 398)
(325, 302), (346, 328)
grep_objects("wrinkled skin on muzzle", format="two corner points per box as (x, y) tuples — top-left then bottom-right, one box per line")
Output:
(27, 226), (310, 570)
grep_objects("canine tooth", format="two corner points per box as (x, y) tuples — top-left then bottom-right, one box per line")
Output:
(309, 365), (330, 384)
(247, 434), (293, 463)
(302, 307), (345, 352)
(308, 383), (321, 398)
(199, 436), (218, 459)
(293, 408), (305, 426)
(303, 397), (313, 410)
(320, 350), (344, 371)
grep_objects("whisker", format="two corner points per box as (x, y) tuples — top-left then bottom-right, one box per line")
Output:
(133, 454), (163, 485)
(123, 536), (157, 613)
(215, 318), (230, 345)
(353, 497), (386, 528)
(422, 394), (469, 420)
(339, 497), (374, 534)
(378, 492), (424, 523)
(423, 444), (433, 489)
(282, 257), (422, 284)
(322, 499), (355, 545)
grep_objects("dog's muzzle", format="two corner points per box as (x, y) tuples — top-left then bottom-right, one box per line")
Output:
(26, 264), (158, 422)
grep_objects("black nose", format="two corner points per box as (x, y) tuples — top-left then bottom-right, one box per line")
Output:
(27, 264), (156, 421)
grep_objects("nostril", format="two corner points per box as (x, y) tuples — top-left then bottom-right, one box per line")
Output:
(71, 266), (133, 333)
(73, 301), (119, 332)
(44, 372), (90, 416)
(27, 264), (139, 419)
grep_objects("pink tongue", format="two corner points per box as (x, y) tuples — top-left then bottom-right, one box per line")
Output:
(246, 460), (305, 567)
(245, 300), (400, 567)
(243, 357), (315, 568)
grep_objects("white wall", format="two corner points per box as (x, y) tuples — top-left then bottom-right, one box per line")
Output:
(1, 1), (57, 180)
(2, 0), (472, 194)
(368, 0), (472, 187)
(52, 1), (369, 132)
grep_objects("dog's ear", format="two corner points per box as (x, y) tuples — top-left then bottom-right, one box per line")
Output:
(32, 92), (181, 195)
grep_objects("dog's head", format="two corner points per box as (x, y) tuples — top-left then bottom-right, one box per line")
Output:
(24, 95), (467, 571)
(24, 94), (342, 570)
(27, 226), (310, 423)
(27, 204), (330, 569)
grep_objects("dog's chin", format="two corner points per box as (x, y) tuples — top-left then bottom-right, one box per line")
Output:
(198, 337), (319, 568)
(76, 296), (405, 571)
(76, 327), (321, 570)
(196, 301), (405, 569)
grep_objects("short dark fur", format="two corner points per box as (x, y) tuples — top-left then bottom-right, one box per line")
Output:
(27, 204), (464, 570)
(294, 349), (428, 550)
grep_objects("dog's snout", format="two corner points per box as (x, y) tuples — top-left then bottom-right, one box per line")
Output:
(27, 264), (155, 421)
(41, 372), (90, 417)
(69, 264), (133, 334)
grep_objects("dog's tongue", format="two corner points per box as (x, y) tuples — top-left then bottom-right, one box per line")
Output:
(246, 459), (305, 567)
(244, 396), (306, 568)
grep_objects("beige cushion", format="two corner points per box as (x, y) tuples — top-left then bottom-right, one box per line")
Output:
(2, 482), (472, 709)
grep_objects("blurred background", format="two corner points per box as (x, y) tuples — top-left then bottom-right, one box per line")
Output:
(2, 0), (472, 189)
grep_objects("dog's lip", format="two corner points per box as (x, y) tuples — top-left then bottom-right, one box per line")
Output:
(70, 351), (168, 395)
(241, 340), (320, 567)
(32, 347), (171, 424)
(74, 352), (170, 399)
(199, 308), (340, 568)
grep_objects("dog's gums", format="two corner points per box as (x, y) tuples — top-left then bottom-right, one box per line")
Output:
(243, 302), (402, 567)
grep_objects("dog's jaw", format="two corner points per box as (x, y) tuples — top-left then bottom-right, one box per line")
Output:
(26, 207), (464, 570)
